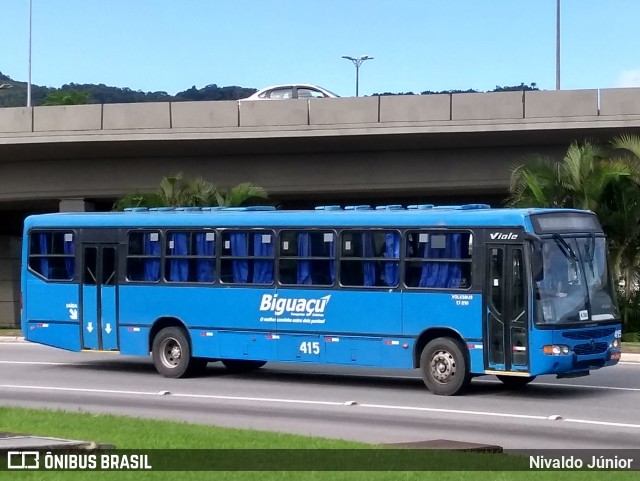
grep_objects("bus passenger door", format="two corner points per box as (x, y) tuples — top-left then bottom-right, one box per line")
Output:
(485, 245), (529, 372)
(81, 245), (119, 351)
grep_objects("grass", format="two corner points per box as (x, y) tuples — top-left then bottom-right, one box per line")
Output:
(0, 328), (21, 336)
(624, 342), (640, 353)
(0, 407), (636, 480)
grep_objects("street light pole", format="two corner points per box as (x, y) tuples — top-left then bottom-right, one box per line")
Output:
(556, 0), (561, 90)
(27, 0), (33, 107)
(342, 55), (373, 97)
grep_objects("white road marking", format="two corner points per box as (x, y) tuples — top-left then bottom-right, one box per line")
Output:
(0, 383), (639, 430)
(0, 360), (79, 366)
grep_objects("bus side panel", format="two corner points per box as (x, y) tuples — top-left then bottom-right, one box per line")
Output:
(24, 275), (81, 351)
(278, 334), (324, 363)
(324, 336), (382, 366)
(118, 286), (276, 331)
(190, 329), (221, 359)
(273, 289), (403, 336)
(118, 326), (151, 356)
(403, 292), (484, 372)
(217, 331), (277, 361)
(26, 322), (81, 351)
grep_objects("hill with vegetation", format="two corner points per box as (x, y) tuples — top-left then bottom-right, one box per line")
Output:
(0, 71), (539, 107)
(0, 71), (257, 107)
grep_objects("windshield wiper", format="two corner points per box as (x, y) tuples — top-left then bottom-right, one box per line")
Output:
(552, 234), (578, 262)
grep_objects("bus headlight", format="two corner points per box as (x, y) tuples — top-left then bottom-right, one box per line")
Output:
(543, 345), (571, 355)
(609, 339), (620, 350)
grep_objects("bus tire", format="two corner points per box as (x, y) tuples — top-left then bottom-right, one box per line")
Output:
(420, 337), (470, 396)
(497, 375), (536, 388)
(222, 360), (267, 373)
(152, 326), (198, 378)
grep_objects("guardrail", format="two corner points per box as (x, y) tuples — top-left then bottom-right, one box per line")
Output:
(1, 88), (639, 134)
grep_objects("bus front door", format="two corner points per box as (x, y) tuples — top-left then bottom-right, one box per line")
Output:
(485, 245), (530, 372)
(81, 245), (119, 351)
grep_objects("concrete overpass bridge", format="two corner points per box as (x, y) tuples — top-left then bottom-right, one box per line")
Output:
(1, 87), (640, 325)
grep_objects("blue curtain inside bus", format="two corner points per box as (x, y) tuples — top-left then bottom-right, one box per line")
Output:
(63, 236), (75, 278)
(38, 233), (49, 278)
(230, 233), (248, 283)
(329, 238), (336, 283)
(143, 234), (161, 281)
(169, 233), (189, 282)
(297, 233), (312, 284)
(253, 234), (274, 283)
(384, 232), (400, 286)
(419, 233), (463, 288)
(195, 233), (215, 282)
(362, 233), (376, 286)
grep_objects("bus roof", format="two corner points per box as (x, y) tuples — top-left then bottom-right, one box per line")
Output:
(23, 206), (598, 231)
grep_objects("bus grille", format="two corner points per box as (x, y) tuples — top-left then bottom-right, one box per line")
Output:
(574, 342), (608, 355)
(562, 328), (615, 340)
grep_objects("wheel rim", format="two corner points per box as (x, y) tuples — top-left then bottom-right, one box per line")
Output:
(429, 349), (456, 383)
(159, 337), (182, 369)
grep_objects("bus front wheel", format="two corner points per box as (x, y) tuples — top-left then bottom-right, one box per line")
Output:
(420, 337), (471, 396)
(152, 327), (205, 378)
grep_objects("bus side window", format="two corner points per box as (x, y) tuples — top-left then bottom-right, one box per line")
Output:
(164, 230), (216, 283)
(340, 230), (400, 288)
(404, 231), (472, 289)
(220, 230), (274, 285)
(127, 231), (161, 282)
(28, 231), (75, 281)
(279, 230), (335, 286)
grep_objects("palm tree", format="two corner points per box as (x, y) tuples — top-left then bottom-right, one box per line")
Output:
(605, 135), (640, 301)
(508, 155), (570, 207)
(113, 173), (268, 211)
(214, 182), (268, 207)
(509, 136), (640, 333)
(508, 140), (630, 211)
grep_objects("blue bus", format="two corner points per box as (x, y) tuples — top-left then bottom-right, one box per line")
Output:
(21, 204), (622, 395)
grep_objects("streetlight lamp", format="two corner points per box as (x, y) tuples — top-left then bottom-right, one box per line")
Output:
(342, 55), (373, 97)
(0, 83), (13, 90)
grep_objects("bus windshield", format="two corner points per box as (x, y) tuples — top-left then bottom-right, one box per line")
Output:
(534, 236), (619, 326)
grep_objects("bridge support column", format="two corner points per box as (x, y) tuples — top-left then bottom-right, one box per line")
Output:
(59, 198), (95, 212)
(0, 236), (21, 328)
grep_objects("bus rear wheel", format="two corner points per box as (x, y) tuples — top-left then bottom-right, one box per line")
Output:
(152, 326), (204, 378)
(497, 375), (536, 388)
(420, 337), (470, 396)
(221, 360), (267, 373)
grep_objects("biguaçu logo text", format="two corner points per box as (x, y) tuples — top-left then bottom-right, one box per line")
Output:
(259, 294), (331, 317)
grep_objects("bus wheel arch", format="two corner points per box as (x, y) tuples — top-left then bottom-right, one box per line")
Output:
(149, 318), (207, 378)
(414, 328), (471, 396)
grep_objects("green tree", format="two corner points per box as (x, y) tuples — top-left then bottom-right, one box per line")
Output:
(42, 89), (91, 106)
(508, 136), (640, 333)
(113, 173), (267, 210)
(508, 140), (630, 211)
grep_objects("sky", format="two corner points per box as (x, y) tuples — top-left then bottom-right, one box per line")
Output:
(1, 0), (639, 97)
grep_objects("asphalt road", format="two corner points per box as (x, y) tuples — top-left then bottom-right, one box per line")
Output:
(1, 343), (639, 450)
